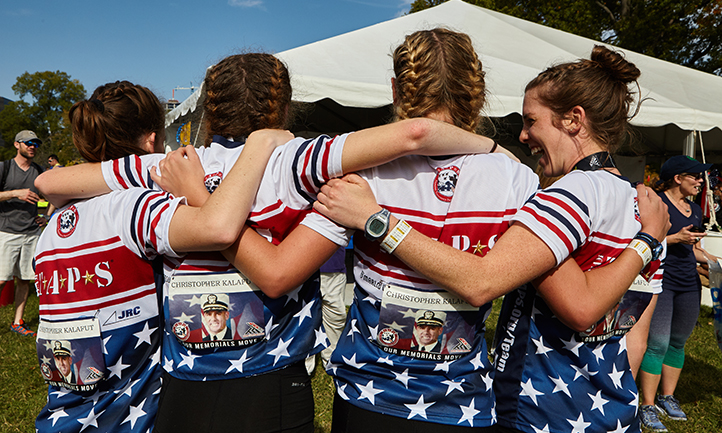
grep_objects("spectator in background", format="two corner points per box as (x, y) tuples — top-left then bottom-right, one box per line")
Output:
(47, 154), (63, 169)
(306, 246), (348, 374)
(639, 155), (719, 431)
(0, 130), (53, 336)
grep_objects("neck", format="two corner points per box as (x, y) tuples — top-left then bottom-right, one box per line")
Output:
(665, 187), (686, 202)
(14, 153), (32, 169)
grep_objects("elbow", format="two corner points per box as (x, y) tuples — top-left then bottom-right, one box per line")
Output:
(557, 310), (597, 332)
(254, 274), (300, 299)
(204, 226), (239, 251)
(400, 118), (434, 153)
(35, 172), (52, 196)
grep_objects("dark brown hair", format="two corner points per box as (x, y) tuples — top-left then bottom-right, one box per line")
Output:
(392, 28), (486, 132)
(525, 45), (641, 152)
(68, 81), (164, 162)
(203, 53), (291, 146)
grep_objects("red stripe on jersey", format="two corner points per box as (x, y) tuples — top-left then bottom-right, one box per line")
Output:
(113, 159), (129, 190)
(521, 207), (575, 255)
(355, 250), (432, 286)
(300, 144), (316, 195)
(249, 199), (285, 220)
(35, 237), (122, 262)
(248, 208), (310, 245)
(320, 137), (334, 181)
(134, 155), (147, 188)
(385, 205), (448, 222)
(592, 231), (630, 245)
(536, 191), (591, 239)
(149, 202), (170, 251)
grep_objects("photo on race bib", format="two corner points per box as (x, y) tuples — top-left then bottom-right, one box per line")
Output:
(579, 275), (654, 343)
(376, 284), (479, 361)
(36, 318), (105, 392)
(168, 271), (266, 350)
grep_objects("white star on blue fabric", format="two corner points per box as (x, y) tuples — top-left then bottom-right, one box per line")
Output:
(342, 354), (367, 370)
(40, 354), (51, 365)
(457, 398), (479, 426)
(107, 356), (130, 379)
(357, 380), (383, 405)
(441, 378), (465, 395)
(434, 360), (453, 373)
(50, 388), (72, 399)
(121, 398), (147, 429)
(400, 308), (417, 319)
(133, 322), (156, 348)
(185, 294), (204, 307)
(163, 357), (174, 372)
(367, 324), (378, 341)
(48, 407), (69, 426)
(102, 335), (112, 355)
(43, 339), (55, 352)
(337, 383), (349, 400)
(362, 295), (378, 305)
(385, 321), (407, 332)
(628, 389), (639, 415)
(608, 419), (630, 433)
(268, 337), (294, 365)
(173, 312), (195, 324)
(571, 363), (598, 381)
(77, 406), (104, 432)
(313, 327), (328, 348)
(531, 424), (551, 433)
(567, 412), (591, 433)
(480, 371), (493, 392)
(226, 351), (251, 374)
(405, 395), (434, 420)
(346, 319), (360, 339)
(177, 350), (200, 370)
(608, 363), (625, 389)
(377, 356), (393, 366)
(588, 389), (609, 415)
(469, 351), (484, 370)
(618, 335), (628, 355)
(562, 335), (583, 356)
(265, 316), (275, 339)
(394, 368), (416, 388)
(284, 286), (302, 306)
(592, 343), (606, 363)
(119, 378), (141, 399)
(87, 389), (104, 405)
(148, 347), (161, 370)
(520, 378), (544, 405)
(293, 299), (315, 325)
(533, 335), (553, 356)
(550, 374), (571, 398)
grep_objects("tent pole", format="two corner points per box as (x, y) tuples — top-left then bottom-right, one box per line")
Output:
(699, 131), (719, 231)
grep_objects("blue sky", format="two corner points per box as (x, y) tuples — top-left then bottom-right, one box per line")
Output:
(1, 0), (412, 103)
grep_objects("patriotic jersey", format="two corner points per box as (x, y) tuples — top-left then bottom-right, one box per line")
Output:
(34, 188), (184, 433)
(327, 154), (539, 427)
(100, 135), (349, 380)
(494, 170), (663, 433)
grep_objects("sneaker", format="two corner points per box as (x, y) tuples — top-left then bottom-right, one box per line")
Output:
(656, 394), (687, 420)
(640, 404), (668, 432)
(10, 320), (36, 337)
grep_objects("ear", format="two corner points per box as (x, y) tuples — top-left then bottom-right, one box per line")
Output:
(391, 77), (398, 106)
(673, 174), (683, 185)
(563, 106), (585, 135)
(143, 132), (157, 153)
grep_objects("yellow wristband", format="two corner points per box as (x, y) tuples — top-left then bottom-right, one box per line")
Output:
(380, 220), (412, 254)
(627, 238), (652, 267)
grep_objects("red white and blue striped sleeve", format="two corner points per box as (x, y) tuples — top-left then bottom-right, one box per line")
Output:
(289, 134), (347, 204)
(126, 189), (184, 260)
(101, 154), (165, 191)
(512, 173), (594, 266)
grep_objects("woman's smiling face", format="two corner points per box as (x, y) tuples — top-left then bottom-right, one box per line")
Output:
(520, 88), (578, 178)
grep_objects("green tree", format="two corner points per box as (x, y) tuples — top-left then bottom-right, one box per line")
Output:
(408, 0), (722, 76)
(0, 71), (86, 164)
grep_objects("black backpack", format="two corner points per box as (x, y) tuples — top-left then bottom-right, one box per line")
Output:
(0, 159), (44, 191)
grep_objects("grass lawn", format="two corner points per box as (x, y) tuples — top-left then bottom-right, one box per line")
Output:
(2, 294), (721, 432)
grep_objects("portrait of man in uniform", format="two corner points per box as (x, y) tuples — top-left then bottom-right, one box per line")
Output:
(395, 310), (446, 353)
(201, 294), (232, 341)
(52, 340), (78, 383)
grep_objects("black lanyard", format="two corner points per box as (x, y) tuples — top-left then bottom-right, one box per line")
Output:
(573, 151), (616, 172)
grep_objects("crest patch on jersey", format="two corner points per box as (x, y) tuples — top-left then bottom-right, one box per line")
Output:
(433, 166), (460, 202)
(57, 206), (79, 238)
(204, 172), (223, 193)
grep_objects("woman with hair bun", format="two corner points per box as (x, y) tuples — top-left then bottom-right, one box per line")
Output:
(315, 45), (670, 433)
(33, 80), (285, 433)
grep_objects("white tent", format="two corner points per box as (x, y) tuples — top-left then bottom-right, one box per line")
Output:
(166, 0), (722, 164)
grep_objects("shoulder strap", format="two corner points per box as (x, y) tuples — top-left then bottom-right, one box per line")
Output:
(0, 160), (8, 191)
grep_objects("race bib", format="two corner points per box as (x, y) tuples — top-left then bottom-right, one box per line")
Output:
(578, 275), (654, 343)
(37, 318), (106, 392)
(376, 284), (479, 361)
(168, 271), (266, 350)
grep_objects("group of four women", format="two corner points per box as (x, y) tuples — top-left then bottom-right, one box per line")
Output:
(34, 27), (669, 433)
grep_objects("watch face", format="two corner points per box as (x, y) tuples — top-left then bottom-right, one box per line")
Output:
(369, 219), (385, 236)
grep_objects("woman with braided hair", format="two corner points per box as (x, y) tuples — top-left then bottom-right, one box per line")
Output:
(38, 50), (512, 432)
(315, 44), (670, 433)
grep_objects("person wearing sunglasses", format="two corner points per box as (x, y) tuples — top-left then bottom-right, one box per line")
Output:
(0, 130), (53, 336)
(638, 155), (719, 431)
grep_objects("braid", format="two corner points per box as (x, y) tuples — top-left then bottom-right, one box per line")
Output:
(203, 53), (291, 147)
(393, 28), (487, 132)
